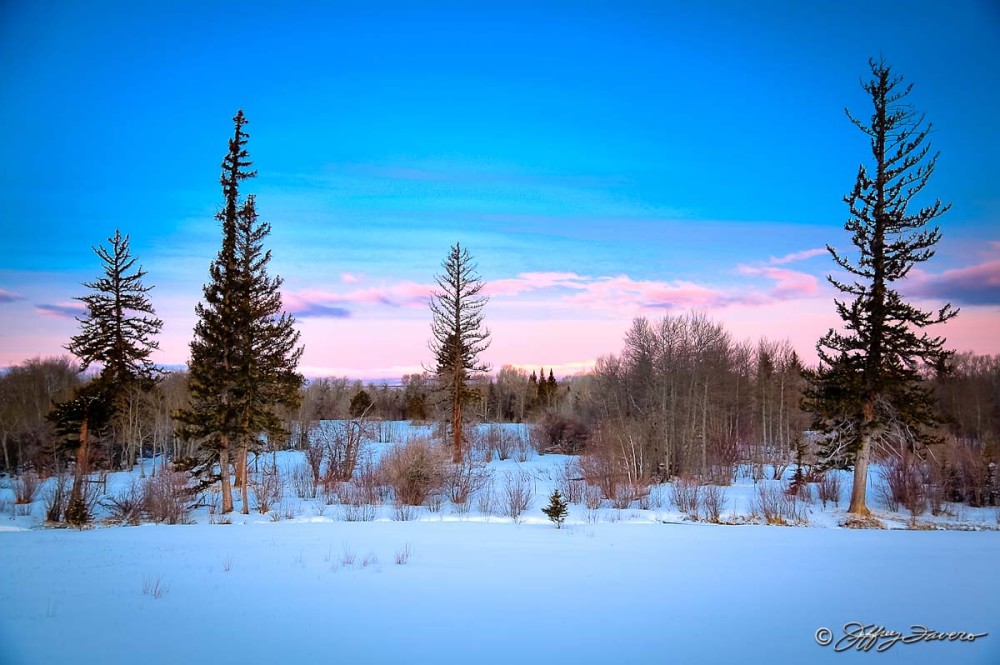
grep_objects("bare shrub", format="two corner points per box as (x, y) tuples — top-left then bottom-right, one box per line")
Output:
(583, 484), (603, 510)
(340, 545), (356, 567)
(476, 482), (496, 518)
(142, 469), (192, 524)
(580, 423), (649, 501)
(338, 483), (378, 521)
(879, 453), (925, 516)
(752, 483), (807, 526)
(353, 456), (386, 506)
(252, 463), (283, 515)
(638, 485), (664, 510)
(533, 412), (591, 454)
(670, 477), (701, 520)
(14, 471), (42, 505)
(501, 470), (533, 522)
(395, 544), (412, 565)
(443, 459), (490, 505)
(557, 460), (585, 504)
(304, 429), (325, 489)
(322, 418), (375, 484)
(488, 424), (513, 461)
(393, 503), (417, 521)
(142, 576), (169, 599)
(702, 484), (726, 523)
(380, 437), (448, 506)
(0, 495), (9, 516)
(101, 479), (145, 526)
(65, 475), (103, 526)
(512, 430), (533, 462)
(290, 463), (316, 499)
(817, 472), (842, 508)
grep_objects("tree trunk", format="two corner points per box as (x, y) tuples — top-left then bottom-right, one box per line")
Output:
(69, 418), (89, 511)
(452, 386), (463, 464)
(219, 438), (233, 514)
(240, 442), (250, 515)
(848, 433), (872, 516)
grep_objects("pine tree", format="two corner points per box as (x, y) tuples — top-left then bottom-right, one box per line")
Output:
(429, 243), (490, 464)
(180, 111), (303, 514)
(66, 229), (162, 468)
(542, 489), (568, 527)
(547, 369), (558, 407)
(803, 59), (957, 516)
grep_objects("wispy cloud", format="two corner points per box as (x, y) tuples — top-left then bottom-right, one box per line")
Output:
(736, 265), (820, 299)
(35, 301), (85, 319)
(768, 248), (827, 265)
(907, 244), (1000, 306)
(0, 288), (25, 303)
(284, 281), (435, 319)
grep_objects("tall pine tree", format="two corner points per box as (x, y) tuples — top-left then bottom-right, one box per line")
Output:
(180, 111), (303, 514)
(803, 59), (957, 516)
(66, 229), (162, 465)
(429, 243), (490, 464)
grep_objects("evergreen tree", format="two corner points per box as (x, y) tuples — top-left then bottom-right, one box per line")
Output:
(429, 242), (491, 464)
(803, 59), (957, 516)
(542, 489), (568, 527)
(547, 369), (558, 407)
(349, 389), (373, 418)
(66, 229), (163, 464)
(180, 111), (303, 514)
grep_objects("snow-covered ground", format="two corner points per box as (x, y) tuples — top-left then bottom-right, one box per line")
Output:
(2, 422), (998, 664)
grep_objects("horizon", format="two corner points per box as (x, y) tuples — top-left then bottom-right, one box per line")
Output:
(2, 2), (998, 379)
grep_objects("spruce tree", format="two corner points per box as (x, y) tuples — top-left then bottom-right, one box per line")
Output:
(542, 489), (568, 527)
(180, 111), (303, 514)
(429, 243), (490, 464)
(66, 229), (162, 467)
(803, 59), (957, 516)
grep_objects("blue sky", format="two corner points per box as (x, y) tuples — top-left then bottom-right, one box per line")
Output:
(2, 1), (998, 378)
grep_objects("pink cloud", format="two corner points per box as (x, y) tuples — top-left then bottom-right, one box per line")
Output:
(0, 288), (24, 303)
(486, 272), (588, 297)
(737, 265), (820, 299)
(284, 281), (435, 318)
(35, 301), (86, 320)
(768, 248), (827, 265)
(340, 272), (363, 284)
(906, 249), (1000, 306)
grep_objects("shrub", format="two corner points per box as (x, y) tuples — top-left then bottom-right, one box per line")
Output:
(252, 463), (283, 515)
(380, 437), (448, 506)
(290, 463), (316, 499)
(101, 479), (145, 526)
(13, 471), (42, 505)
(752, 483), (807, 526)
(501, 470), (533, 522)
(583, 484), (603, 510)
(533, 412), (591, 454)
(817, 472), (842, 508)
(475, 481), (496, 518)
(670, 477), (701, 520)
(879, 453), (925, 516)
(702, 484), (726, 523)
(44, 474), (71, 523)
(556, 459), (585, 504)
(142, 469), (192, 524)
(443, 458), (490, 506)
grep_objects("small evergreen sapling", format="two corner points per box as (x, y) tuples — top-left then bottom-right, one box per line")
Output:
(542, 489), (568, 528)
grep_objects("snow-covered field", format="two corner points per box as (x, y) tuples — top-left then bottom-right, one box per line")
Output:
(2, 423), (998, 664)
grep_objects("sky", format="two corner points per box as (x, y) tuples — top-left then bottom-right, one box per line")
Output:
(1, 0), (998, 380)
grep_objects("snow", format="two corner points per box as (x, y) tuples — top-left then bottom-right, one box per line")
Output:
(2, 422), (999, 664)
